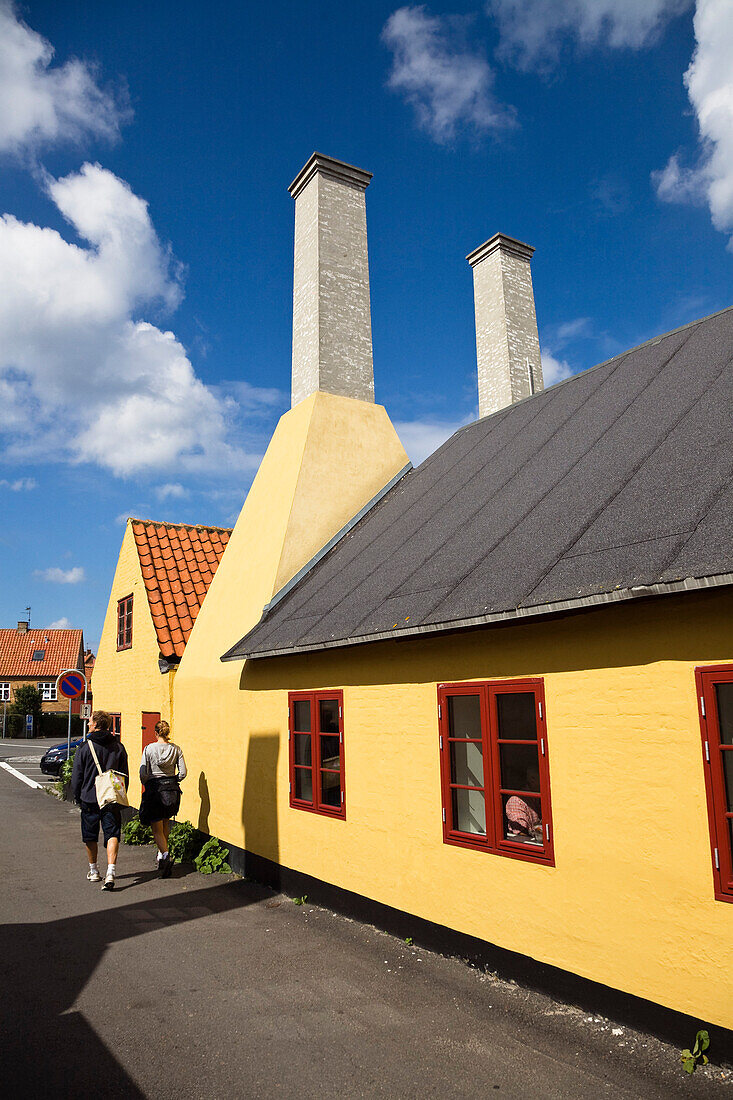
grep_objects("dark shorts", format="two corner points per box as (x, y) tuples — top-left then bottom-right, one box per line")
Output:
(80, 801), (122, 844)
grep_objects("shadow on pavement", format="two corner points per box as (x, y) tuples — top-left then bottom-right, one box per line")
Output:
(1, 878), (267, 1098)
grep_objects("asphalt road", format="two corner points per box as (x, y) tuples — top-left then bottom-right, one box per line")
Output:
(0, 735), (67, 786)
(1, 766), (730, 1100)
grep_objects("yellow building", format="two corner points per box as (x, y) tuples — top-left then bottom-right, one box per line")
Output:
(108, 155), (733, 1044)
(93, 518), (230, 806)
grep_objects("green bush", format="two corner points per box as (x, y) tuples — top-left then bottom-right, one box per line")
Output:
(122, 816), (153, 845)
(42, 713), (84, 740)
(59, 749), (76, 786)
(168, 820), (206, 863)
(194, 837), (231, 874)
(54, 747), (76, 795)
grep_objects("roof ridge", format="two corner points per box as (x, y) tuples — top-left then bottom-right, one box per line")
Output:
(128, 517), (233, 533)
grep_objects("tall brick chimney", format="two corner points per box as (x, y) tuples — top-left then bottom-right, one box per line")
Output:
(288, 153), (375, 408)
(467, 233), (543, 418)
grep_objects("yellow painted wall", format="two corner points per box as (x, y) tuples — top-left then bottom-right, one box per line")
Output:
(93, 521), (175, 806)
(169, 387), (732, 1029)
(178, 585), (733, 1031)
(174, 389), (409, 830)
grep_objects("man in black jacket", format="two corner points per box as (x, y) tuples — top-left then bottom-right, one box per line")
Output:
(71, 711), (129, 891)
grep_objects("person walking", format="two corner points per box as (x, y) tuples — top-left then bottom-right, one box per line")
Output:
(139, 720), (186, 878)
(71, 710), (129, 891)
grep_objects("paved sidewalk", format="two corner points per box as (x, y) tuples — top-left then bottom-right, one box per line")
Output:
(1, 768), (729, 1099)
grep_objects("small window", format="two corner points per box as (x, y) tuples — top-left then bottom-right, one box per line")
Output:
(110, 713), (122, 737)
(117, 595), (133, 650)
(0, 683), (10, 701)
(38, 681), (56, 701)
(697, 665), (733, 902)
(438, 679), (554, 866)
(288, 691), (345, 818)
(31, 649), (45, 661)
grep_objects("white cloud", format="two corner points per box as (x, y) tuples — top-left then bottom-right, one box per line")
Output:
(155, 483), (189, 500)
(35, 566), (85, 584)
(382, 6), (515, 142)
(488, 0), (692, 70)
(0, 476), (36, 490)
(394, 417), (469, 465)
(541, 351), (574, 386)
(555, 317), (592, 343)
(47, 616), (71, 629)
(0, 164), (259, 477)
(217, 380), (287, 412)
(0, 1), (128, 157)
(654, 0), (733, 247)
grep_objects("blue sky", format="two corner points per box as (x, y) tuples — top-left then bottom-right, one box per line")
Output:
(0, 0), (730, 651)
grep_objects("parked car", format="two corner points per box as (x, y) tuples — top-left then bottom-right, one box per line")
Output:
(40, 737), (85, 776)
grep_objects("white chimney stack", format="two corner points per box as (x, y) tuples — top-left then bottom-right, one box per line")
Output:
(467, 233), (543, 418)
(288, 153), (375, 408)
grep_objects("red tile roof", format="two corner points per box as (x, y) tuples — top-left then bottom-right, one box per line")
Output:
(130, 519), (232, 660)
(0, 629), (84, 679)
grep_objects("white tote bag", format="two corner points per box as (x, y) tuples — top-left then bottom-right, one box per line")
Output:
(89, 740), (129, 808)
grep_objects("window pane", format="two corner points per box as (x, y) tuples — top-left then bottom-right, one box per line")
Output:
(320, 735), (340, 770)
(499, 743), (540, 792)
(294, 733), (311, 765)
(496, 692), (537, 740)
(450, 740), (484, 787)
(293, 700), (311, 732)
(294, 767), (312, 802)
(503, 793), (543, 844)
(319, 698), (339, 734)
(451, 787), (486, 834)
(723, 749), (733, 812)
(716, 684), (733, 746)
(320, 770), (341, 807)
(447, 694), (481, 739)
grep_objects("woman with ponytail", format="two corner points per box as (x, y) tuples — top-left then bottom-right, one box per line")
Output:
(139, 720), (187, 877)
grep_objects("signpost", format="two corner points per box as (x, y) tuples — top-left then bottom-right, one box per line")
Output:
(55, 668), (88, 767)
(80, 703), (92, 720)
(25, 713), (33, 738)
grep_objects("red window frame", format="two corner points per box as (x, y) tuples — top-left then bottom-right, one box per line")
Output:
(288, 690), (345, 819)
(117, 594), (133, 650)
(110, 713), (122, 737)
(438, 678), (554, 866)
(696, 665), (733, 903)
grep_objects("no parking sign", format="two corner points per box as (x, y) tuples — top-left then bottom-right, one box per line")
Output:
(57, 672), (84, 699)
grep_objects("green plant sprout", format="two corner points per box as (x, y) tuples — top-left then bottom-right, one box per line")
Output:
(681, 1030), (710, 1074)
(293, 895), (308, 906)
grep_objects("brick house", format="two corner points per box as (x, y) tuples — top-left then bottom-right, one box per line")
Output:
(0, 623), (89, 729)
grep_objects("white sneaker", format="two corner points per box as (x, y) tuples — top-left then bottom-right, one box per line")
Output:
(87, 869), (101, 883)
(102, 870), (115, 891)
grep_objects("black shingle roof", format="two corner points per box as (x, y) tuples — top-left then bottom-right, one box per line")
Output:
(224, 306), (733, 661)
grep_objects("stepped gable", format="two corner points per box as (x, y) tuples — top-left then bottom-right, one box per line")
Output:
(131, 519), (232, 659)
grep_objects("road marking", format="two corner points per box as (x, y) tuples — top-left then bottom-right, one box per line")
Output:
(0, 761), (43, 789)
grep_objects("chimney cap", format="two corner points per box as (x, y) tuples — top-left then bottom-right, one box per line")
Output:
(288, 152), (372, 200)
(467, 232), (535, 268)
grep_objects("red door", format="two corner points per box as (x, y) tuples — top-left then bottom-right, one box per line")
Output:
(141, 711), (160, 752)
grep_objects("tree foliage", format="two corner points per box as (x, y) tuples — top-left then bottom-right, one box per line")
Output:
(9, 684), (42, 721)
